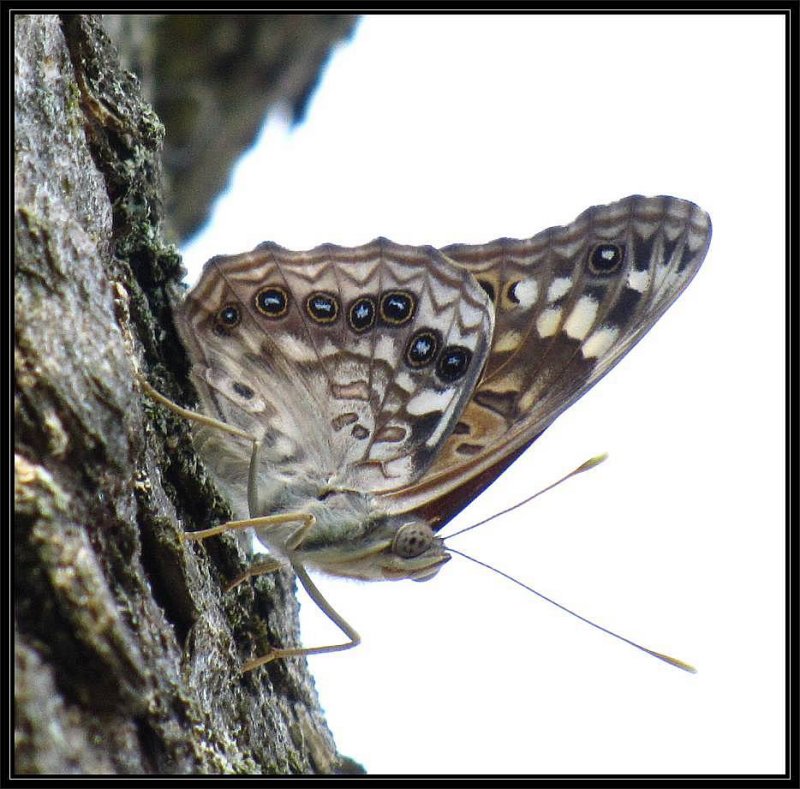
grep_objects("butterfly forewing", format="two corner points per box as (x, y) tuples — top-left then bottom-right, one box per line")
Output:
(382, 195), (711, 526)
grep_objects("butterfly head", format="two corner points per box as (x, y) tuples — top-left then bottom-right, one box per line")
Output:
(386, 521), (450, 582)
(299, 511), (450, 583)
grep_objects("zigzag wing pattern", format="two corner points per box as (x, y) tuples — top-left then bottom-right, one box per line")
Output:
(174, 238), (493, 515)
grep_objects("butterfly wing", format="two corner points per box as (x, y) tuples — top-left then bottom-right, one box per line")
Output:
(174, 238), (493, 517)
(381, 195), (712, 527)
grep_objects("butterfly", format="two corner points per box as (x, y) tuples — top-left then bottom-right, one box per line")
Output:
(148, 194), (711, 672)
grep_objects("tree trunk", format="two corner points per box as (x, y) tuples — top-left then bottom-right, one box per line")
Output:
(14, 13), (361, 775)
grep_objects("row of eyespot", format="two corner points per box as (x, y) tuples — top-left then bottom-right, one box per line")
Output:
(216, 287), (420, 332)
(214, 288), (473, 383)
(215, 241), (625, 333)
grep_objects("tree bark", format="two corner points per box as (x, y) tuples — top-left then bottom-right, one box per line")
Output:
(14, 13), (361, 775)
(102, 14), (358, 242)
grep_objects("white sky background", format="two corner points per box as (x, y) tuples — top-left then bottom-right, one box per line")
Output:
(181, 15), (786, 775)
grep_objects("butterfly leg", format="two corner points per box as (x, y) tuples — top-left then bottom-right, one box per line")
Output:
(138, 377), (254, 444)
(140, 376), (266, 539)
(241, 557), (361, 672)
(183, 510), (360, 669)
(223, 557), (283, 593)
(229, 515), (361, 672)
(141, 377), (281, 529)
(182, 510), (359, 669)
(140, 377), (360, 669)
(182, 511), (315, 588)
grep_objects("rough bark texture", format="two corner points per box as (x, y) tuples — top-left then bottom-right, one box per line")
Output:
(14, 13), (362, 775)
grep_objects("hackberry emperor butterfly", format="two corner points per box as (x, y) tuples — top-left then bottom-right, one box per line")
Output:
(147, 194), (711, 672)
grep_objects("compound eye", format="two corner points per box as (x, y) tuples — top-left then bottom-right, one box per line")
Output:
(392, 522), (434, 559)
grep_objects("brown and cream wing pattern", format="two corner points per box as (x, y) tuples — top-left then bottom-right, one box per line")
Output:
(381, 195), (712, 525)
(174, 237), (494, 502)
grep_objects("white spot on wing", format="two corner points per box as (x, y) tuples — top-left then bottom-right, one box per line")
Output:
(597, 221), (626, 238)
(319, 339), (338, 357)
(426, 407), (455, 447)
(692, 208), (710, 230)
(547, 277), (572, 302)
(281, 335), (318, 362)
(374, 335), (396, 363)
(495, 330), (522, 352)
(536, 307), (562, 338)
(668, 201), (691, 220)
(383, 455), (414, 479)
(627, 269), (651, 293)
(447, 330), (480, 352)
(582, 326), (620, 358)
(518, 387), (537, 412)
(406, 388), (454, 415)
(395, 371), (415, 393)
(564, 296), (598, 340)
(512, 278), (538, 307)
(633, 220), (658, 239)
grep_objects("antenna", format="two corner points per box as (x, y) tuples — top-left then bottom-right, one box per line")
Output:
(447, 547), (696, 673)
(443, 454), (696, 673)
(444, 454), (608, 541)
